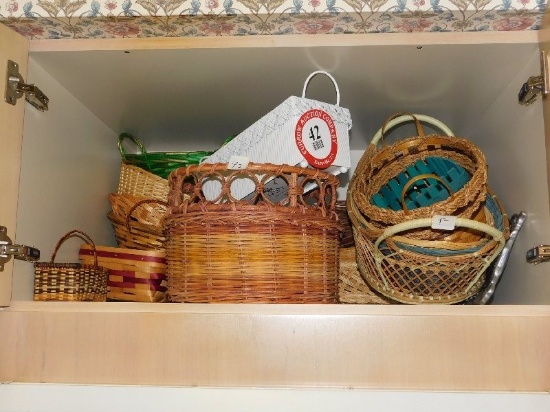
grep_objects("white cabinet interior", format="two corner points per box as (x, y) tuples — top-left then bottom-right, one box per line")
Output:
(10, 33), (550, 304)
(2, 30), (550, 391)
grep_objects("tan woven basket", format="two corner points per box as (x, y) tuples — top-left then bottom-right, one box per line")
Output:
(164, 162), (341, 303)
(338, 247), (394, 304)
(79, 244), (167, 302)
(348, 194), (507, 304)
(350, 113), (488, 242)
(108, 211), (165, 251)
(34, 230), (108, 302)
(109, 193), (167, 228)
(118, 163), (169, 201)
(108, 191), (167, 251)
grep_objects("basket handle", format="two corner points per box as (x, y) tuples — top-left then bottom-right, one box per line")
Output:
(373, 217), (506, 293)
(50, 230), (99, 267)
(118, 133), (148, 160)
(400, 173), (454, 215)
(371, 113), (455, 147)
(302, 71), (340, 106)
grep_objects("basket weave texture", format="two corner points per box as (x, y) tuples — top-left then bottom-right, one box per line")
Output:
(347, 113), (509, 304)
(118, 163), (169, 201)
(338, 247), (394, 304)
(348, 168), (508, 305)
(164, 162), (341, 303)
(350, 113), (488, 242)
(113, 162), (177, 250)
(34, 230), (108, 301)
(108, 193), (167, 250)
(79, 244), (167, 302)
(350, 214), (506, 304)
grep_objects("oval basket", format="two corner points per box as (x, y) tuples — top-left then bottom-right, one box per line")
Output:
(348, 193), (508, 304)
(164, 162), (341, 303)
(349, 113), (488, 241)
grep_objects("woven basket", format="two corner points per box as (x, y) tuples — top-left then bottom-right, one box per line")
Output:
(349, 193), (507, 304)
(79, 244), (167, 302)
(109, 193), (167, 228)
(338, 247), (394, 304)
(108, 211), (165, 251)
(118, 163), (169, 201)
(118, 132), (214, 179)
(33, 230), (108, 302)
(164, 162), (341, 303)
(350, 113), (488, 241)
(336, 200), (355, 248)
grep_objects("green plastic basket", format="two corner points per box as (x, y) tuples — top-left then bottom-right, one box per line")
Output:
(118, 133), (215, 179)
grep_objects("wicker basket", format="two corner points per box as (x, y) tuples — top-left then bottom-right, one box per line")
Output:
(348, 193), (507, 304)
(338, 247), (394, 304)
(164, 162), (341, 303)
(79, 244), (167, 302)
(350, 113), (488, 241)
(336, 200), (355, 248)
(34, 230), (108, 302)
(108, 211), (165, 251)
(109, 193), (167, 228)
(118, 163), (169, 201)
(118, 132), (214, 179)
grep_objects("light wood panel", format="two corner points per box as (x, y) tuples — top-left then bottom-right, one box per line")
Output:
(29, 31), (538, 52)
(0, 24), (29, 306)
(1, 303), (549, 391)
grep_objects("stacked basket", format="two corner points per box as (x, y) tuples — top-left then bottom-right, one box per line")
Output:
(347, 113), (509, 304)
(103, 133), (233, 302)
(109, 165), (168, 251)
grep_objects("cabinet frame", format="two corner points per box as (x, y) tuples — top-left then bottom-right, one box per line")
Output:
(0, 21), (549, 392)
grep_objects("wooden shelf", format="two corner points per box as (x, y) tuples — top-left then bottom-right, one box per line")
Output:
(1, 302), (549, 391)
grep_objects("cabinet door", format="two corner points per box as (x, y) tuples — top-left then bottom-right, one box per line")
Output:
(0, 24), (29, 306)
(542, 13), (550, 202)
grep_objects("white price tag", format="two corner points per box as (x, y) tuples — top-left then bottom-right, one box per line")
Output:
(431, 215), (457, 231)
(228, 156), (250, 170)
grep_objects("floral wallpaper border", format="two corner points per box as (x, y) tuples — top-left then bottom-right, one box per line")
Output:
(0, 0), (546, 39)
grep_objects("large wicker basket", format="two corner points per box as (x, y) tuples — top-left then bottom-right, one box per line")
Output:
(163, 163), (341, 303)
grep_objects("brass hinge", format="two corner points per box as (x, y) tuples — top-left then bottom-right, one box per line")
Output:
(4, 60), (49, 112)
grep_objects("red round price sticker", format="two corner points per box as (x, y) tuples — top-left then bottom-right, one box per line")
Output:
(295, 109), (338, 169)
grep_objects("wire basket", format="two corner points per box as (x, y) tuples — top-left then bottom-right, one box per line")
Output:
(118, 133), (214, 179)
(163, 162), (341, 303)
(350, 113), (488, 241)
(34, 230), (108, 302)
